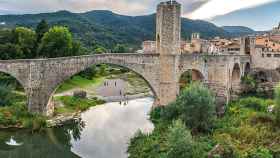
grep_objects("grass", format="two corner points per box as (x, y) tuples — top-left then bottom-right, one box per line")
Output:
(54, 96), (106, 115)
(56, 76), (105, 93)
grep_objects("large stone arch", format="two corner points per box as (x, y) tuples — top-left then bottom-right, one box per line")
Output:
(40, 54), (160, 115)
(49, 63), (158, 98)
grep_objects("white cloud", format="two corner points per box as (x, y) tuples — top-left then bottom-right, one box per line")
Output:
(186, 0), (278, 19)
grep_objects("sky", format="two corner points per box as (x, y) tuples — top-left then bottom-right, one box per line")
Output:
(0, 0), (279, 30)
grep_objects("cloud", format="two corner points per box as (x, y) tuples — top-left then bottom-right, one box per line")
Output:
(0, 0), (277, 20)
(186, 0), (278, 19)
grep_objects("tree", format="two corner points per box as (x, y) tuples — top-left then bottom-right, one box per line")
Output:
(165, 120), (194, 158)
(72, 40), (82, 56)
(113, 44), (128, 53)
(94, 45), (107, 54)
(0, 27), (36, 59)
(0, 43), (23, 60)
(35, 20), (49, 43)
(38, 26), (73, 58)
(14, 27), (36, 58)
(174, 83), (216, 133)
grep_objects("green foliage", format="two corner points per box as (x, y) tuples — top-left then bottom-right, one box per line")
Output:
(78, 66), (97, 80)
(128, 119), (208, 158)
(242, 74), (257, 94)
(179, 70), (192, 90)
(93, 45), (107, 54)
(35, 19), (49, 42)
(274, 84), (280, 125)
(38, 26), (74, 57)
(57, 96), (105, 113)
(237, 97), (269, 112)
(14, 27), (37, 58)
(163, 83), (216, 133)
(165, 120), (198, 158)
(0, 90), (46, 130)
(0, 82), (14, 106)
(247, 147), (273, 158)
(112, 44), (129, 53)
(0, 27), (37, 59)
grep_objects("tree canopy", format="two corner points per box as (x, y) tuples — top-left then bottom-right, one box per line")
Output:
(38, 26), (74, 58)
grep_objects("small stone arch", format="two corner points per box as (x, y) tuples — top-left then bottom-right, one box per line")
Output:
(179, 69), (204, 90)
(232, 63), (241, 83)
(244, 62), (251, 76)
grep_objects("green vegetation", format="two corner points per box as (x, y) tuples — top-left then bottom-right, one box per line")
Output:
(0, 83), (46, 130)
(56, 76), (104, 93)
(0, 20), (86, 60)
(128, 83), (280, 158)
(274, 84), (280, 125)
(55, 96), (105, 114)
(0, 82), (14, 106)
(38, 26), (80, 58)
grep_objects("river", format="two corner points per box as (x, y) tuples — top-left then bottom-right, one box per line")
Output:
(0, 97), (154, 158)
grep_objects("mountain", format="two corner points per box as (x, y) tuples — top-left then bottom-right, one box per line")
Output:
(0, 10), (233, 48)
(222, 26), (256, 37)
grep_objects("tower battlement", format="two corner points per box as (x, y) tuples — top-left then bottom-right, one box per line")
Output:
(156, 0), (181, 55)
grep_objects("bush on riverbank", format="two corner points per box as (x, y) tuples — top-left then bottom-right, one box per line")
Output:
(55, 96), (105, 114)
(157, 83), (217, 133)
(128, 83), (280, 158)
(0, 101), (47, 130)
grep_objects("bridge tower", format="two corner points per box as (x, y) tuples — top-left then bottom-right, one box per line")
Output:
(156, 1), (181, 106)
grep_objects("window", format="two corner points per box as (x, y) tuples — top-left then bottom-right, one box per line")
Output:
(274, 54), (280, 58)
(267, 54), (272, 57)
(262, 53), (264, 57)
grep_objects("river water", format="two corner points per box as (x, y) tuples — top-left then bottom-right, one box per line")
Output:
(0, 97), (154, 158)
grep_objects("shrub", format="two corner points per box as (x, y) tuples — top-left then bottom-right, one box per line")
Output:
(237, 97), (267, 112)
(241, 74), (257, 94)
(250, 112), (275, 124)
(177, 83), (216, 133)
(247, 147), (273, 158)
(165, 120), (194, 158)
(0, 82), (14, 106)
(274, 85), (280, 125)
(58, 96), (105, 112)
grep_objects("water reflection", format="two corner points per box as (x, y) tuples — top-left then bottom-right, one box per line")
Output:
(0, 97), (154, 158)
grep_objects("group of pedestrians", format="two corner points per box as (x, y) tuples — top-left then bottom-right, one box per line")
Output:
(103, 80), (128, 105)
(119, 91), (129, 106)
(104, 81), (118, 87)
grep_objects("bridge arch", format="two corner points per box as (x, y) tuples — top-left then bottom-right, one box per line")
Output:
(232, 63), (241, 83)
(244, 62), (251, 76)
(45, 59), (159, 115)
(179, 69), (204, 90)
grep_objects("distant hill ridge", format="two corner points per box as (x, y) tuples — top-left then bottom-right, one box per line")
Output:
(0, 10), (255, 48)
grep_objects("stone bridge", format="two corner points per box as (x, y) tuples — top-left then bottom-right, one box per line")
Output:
(0, 53), (250, 115)
(0, 1), (251, 115)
